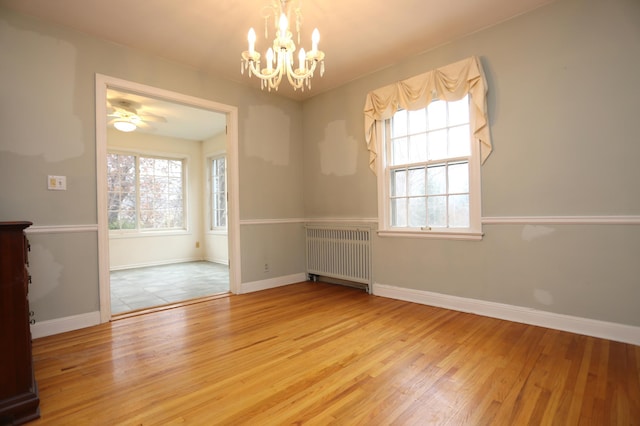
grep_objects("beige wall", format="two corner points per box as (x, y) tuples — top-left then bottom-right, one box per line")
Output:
(1, 0), (639, 329)
(301, 0), (640, 326)
(0, 6), (304, 322)
(202, 132), (229, 264)
(107, 129), (204, 269)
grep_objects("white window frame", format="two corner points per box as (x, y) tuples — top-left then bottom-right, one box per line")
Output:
(209, 154), (228, 232)
(107, 150), (188, 234)
(376, 98), (483, 240)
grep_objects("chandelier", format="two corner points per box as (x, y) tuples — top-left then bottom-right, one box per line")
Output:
(240, 0), (325, 92)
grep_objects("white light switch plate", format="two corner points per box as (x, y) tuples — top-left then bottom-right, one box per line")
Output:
(47, 175), (67, 190)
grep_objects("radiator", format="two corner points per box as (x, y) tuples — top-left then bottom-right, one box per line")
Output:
(305, 225), (372, 293)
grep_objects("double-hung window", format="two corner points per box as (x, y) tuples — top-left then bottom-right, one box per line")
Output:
(210, 155), (227, 230)
(365, 57), (491, 240)
(380, 95), (482, 239)
(107, 152), (186, 231)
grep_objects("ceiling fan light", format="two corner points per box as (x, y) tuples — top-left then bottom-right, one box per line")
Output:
(114, 120), (136, 132)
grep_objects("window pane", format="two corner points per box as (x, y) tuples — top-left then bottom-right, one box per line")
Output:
(427, 165), (446, 195)
(391, 198), (407, 227)
(391, 169), (407, 197)
(154, 159), (168, 174)
(408, 109), (427, 134)
(217, 193), (226, 209)
(217, 210), (227, 227)
(139, 157), (154, 174)
(386, 93), (475, 233)
(408, 197), (426, 228)
(448, 162), (469, 193)
(139, 209), (152, 227)
(392, 109), (407, 137)
(448, 96), (469, 126)
(120, 210), (136, 229)
(408, 133), (427, 163)
(138, 156), (184, 229)
(168, 160), (182, 175)
(168, 209), (183, 228)
(449, 195), (470, 228)
(449, 124), (470, 157)
(408, 167), (425, 196)
(217, 159), (226, 176)
(168, 177), (182, 194)
(392, 137), (408, 165)
(427, 196), (446, 227)
(211, 156), (227, 228)
(107, 153), (136, 230)
(427, 129), (447, 160)
(213, 172), (220, 187)
(427, 100), (447, 130)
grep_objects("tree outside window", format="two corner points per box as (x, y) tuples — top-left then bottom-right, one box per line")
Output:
(107, 153), (185, 231)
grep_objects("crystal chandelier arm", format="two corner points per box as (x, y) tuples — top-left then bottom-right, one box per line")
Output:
(241, 0), (325, 91)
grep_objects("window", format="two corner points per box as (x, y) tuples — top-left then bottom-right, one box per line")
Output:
(107, 152), (185, 231)
(380, 95), (482, 239)
(210, 156), (227, 229)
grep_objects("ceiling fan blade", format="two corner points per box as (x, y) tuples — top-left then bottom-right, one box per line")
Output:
(137, 121), (154, 130)
(139, 113), (167, 123)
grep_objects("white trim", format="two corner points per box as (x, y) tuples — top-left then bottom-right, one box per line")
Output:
(482, 215), (640, 225)
(26, 224), (98, 234)
(373, 283), (640, 346)
(109, 257), (203, 271)
(31, 311), (101, 339)
(239, 273), (307, 294)
(240, 218), (306, 225)
(108, 229), (192, 239)
(22, 215), (639, 234)
(206, 256), (229, 265)
(239, 218), (378, 226)
(305, 217), (378, 224)
(95, 74), (241, 323)
(377, 230), (483, 240)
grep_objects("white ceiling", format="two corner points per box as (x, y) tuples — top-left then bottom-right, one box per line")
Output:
(107, 89), (227, 141)
(1, 0), (555, 139)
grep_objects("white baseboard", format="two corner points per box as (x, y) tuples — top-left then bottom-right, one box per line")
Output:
(240, 273), (307, 294)
(373, 283), (640, 346)
(109, 257), (202, 271)
(205, 256), (229, 265)
(31, 311), (101, 339)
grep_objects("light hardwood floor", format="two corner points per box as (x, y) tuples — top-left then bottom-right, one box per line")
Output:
(31, 282), (640, 425)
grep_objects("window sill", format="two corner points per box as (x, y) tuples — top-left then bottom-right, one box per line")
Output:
(109, 229), (190, 239)
(377, 229), (483, 241)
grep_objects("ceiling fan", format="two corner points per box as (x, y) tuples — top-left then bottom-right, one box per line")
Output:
(107, 98), (167, 132)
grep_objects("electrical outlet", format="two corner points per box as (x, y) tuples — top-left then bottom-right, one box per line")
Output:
(263, 263), (270, 273)
(195, 241), (200, 248)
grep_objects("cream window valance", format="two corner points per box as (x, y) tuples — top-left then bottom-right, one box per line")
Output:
(363, 56), (492, 174)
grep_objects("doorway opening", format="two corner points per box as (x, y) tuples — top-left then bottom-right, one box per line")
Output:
(95, 75), (241, 322)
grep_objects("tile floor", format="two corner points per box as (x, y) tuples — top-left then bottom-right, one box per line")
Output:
(110, 261), (229, 314)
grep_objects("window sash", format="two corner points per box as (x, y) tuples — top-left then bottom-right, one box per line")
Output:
(210, 156), (227, 229)
(378, 98), (482, 238)
(107, 152), (186, 232)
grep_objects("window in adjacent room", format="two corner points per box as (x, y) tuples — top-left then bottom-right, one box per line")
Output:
(380, 95), (481, 239)
(107, 152), (185, 231)
(210, 155), (227, 229)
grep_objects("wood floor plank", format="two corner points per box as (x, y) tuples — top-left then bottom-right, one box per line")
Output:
(28, 282), (640, 425)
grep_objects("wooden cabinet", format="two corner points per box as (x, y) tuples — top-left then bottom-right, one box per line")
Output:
(0, 222), (40, 424)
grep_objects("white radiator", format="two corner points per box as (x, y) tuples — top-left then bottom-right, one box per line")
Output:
(305, 225), (372, 293)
